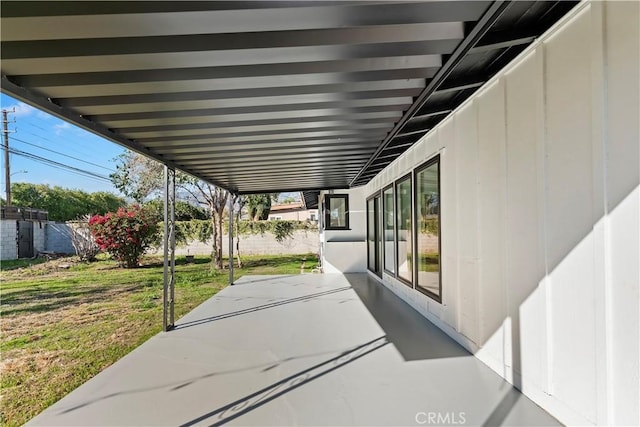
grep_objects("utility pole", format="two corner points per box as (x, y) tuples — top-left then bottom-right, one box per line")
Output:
(2, 109), (12, 206)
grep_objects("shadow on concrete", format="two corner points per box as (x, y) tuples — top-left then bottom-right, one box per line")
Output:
(56, 341), (373, 416)
(179, 336), (389, 427)
(231, 274), (299, 286)
(345, 274), (469, 361)
(174, 286), (351, 330)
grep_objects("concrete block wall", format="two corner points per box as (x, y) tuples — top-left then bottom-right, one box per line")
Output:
(1, 220), (17, 260)
(33, 221), (46, 252)
(151, 230), (319, 257)
(45, 223), (76, 254)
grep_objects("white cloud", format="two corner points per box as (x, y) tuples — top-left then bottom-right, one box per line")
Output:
(5, 101), (38, 117)
(37, 111), (52, 120)
(53, 121), (71, 135)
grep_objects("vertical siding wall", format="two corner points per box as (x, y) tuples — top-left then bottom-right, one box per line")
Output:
(320, 187), (367, 273)
(363, 2), (639, 425)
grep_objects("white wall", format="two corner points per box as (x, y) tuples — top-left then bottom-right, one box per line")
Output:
(320, 187), (367, 273)
(360, 1), (639, 425)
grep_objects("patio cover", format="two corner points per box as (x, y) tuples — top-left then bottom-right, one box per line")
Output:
(1, 1), (576, 196)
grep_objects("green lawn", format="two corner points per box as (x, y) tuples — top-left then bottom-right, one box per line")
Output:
(0, 253), (317, 427)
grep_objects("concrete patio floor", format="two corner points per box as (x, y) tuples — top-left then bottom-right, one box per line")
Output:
(27, 274), (560, 426)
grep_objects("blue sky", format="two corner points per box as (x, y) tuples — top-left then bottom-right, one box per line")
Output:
(1, 93), (126, 195)
(1, 93), (299, 202)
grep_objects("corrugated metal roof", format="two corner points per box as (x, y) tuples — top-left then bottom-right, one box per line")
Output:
(1, 1), (577, 194)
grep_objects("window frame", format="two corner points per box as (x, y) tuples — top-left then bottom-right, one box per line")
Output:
(413, 154), (442, 302)
(366, 191), (382, 277)
(382, 184), (396, 276)
(323, 194), (350, 230)
(394, 172), (414, 287)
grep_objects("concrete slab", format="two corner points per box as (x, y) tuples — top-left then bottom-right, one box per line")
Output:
(26, 274), (560, 426)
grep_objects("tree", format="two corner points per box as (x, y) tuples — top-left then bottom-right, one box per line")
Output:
(179, 176), (229, 269)
(10, 183), (125, 221)
(110, 152), (164, 202)
(111, 152), (230, 270)
(246, 193), (279, 221)
(142, 198), (209, 221)
(281, 196), (296, 204)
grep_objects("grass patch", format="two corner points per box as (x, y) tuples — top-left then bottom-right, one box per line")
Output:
(0, 253), (317, 427)
(0, 259), (47, 271)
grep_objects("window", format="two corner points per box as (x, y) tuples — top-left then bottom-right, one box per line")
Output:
(415, 156), (441, 301)
(310, 213), (316, 222)
(383, 185), (395, 274)
(395, 175), (413, 284)
(324, 194), (349, 230)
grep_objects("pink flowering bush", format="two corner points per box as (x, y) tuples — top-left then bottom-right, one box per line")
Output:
(88, 205), (158, 268)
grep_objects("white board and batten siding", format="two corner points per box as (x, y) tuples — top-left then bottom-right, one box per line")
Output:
(357, 1), (639, 425)
(320, 186), (368, 274)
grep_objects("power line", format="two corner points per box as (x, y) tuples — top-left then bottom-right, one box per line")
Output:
(9, 151), (110, 184)
(8, 147), (112, 183)
(10, 135), (115, 172)
(21, 121), (104, 159)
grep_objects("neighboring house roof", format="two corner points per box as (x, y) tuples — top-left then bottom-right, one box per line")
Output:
(269, 202), (307, 214)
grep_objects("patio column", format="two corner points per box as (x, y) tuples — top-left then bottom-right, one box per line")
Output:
(163, 165), (176, 331)
(228, 194), (234, 285)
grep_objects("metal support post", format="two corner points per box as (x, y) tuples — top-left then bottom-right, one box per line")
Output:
(163, 165), (176, 331)
(228, 195), (234, 285)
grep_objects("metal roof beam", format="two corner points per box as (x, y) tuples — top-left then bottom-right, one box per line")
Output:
(105, 109), (403, 129)
(56, 79), (426, 108)
(183, 156), (370, 169)
(140, 130), (385, 146)
(70, 90), (421, 116)
(14, 56), (441, 88)
(122, 119), (394, 137)
(2, 23), (465, 59)
(1, 41), (459, 76)
(166, 148), (375, 163)
(350, 0), (511, 186)
(408, 108), (453, 122)
(195, 164), (364, 176)
(237, 185), (347, 195)
(2, 2), (489, 40)
(87, 100), (412, 123)
(27, 69), (439, 98)
(469, 31), (537, 54)
(117, 116), (397, 134)
(433, 77), (486, 94)
(229, 175), (352, 185)
(158, 141), (380, 157)
(215, 169), (362, 181)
